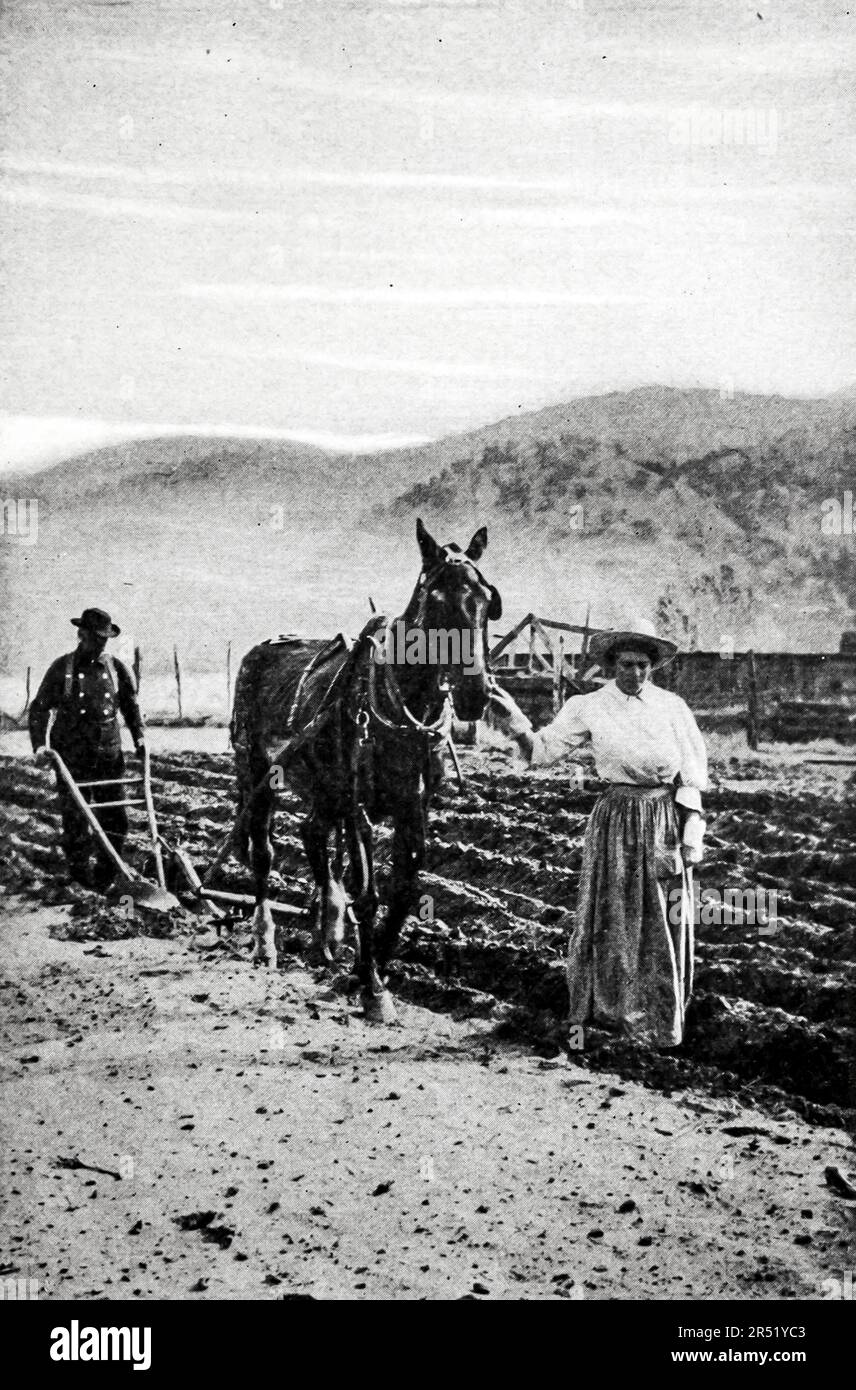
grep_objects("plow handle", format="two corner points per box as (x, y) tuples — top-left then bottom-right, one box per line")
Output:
(142, 745), (167, 890)
(46, 749), (138, 885)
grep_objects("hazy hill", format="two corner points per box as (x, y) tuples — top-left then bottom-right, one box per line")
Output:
(2, 388), (855, 682)
(379, 387), (856, 653)
(375, 384), (856, 477)
(0, 432), (425, 676)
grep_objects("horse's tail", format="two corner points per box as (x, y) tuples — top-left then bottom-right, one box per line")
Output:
(231, 645), (272, 863)
(230, 652), (253, 781)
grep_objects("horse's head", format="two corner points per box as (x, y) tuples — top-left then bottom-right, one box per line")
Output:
(408, 517), (502, 722)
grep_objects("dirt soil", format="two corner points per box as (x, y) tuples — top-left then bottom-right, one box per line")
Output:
(1, 742), (855, 1300)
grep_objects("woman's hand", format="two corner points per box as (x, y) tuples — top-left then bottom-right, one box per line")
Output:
(681, 811), (706, 865)
(486, 686), (534, 740)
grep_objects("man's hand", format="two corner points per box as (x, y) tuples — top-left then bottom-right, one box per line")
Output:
(134, 740), (147, 759)
(33, 745), (50, 766)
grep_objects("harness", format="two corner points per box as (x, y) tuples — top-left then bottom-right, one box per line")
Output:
(283, 544), (492, 750)
(251, 549), (498, 901)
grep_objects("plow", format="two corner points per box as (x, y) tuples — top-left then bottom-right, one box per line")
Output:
(45, 745), (180, 915)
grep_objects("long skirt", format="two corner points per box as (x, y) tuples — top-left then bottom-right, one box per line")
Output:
(567, 785), (693, 1047)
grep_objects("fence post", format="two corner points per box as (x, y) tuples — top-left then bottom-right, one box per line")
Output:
(22, 666), (31, 716)
(173, 645), (183, 721)
(581, 603), (591, 663)
(133, 645), (142, 692)
(746, 649), (760, 750)
(226, 641), (232, 719)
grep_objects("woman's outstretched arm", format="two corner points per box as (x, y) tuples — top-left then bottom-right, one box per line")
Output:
(487, 686), (590, 766)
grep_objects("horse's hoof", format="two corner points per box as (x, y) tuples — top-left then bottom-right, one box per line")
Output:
(362, 989), (397, 1025)
(251, 903), (277, 970)
(252, 950), (278, 969)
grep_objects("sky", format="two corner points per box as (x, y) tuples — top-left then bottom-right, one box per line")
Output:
(1, 0), (854, 466)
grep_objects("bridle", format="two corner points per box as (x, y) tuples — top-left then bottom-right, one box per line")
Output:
(362, 544), (501, 742)
(410, 545), (502, 628)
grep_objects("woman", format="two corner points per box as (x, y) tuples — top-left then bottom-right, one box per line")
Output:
(489, 620), (707, 1048)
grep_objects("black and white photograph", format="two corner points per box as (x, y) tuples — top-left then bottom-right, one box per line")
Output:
(1, 0), (854, 1340)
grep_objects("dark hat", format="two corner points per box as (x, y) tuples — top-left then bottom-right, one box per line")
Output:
(71, 607), (121, 638)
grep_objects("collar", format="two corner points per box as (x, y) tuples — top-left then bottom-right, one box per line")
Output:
(607, 677), (654, 705)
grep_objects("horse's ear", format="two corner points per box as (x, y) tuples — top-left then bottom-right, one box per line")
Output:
(416, 518), (439, 567)
(465, 526), (488, 562)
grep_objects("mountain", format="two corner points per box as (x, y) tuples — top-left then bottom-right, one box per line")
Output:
(2, 388), (855, 681)
(0, 432), (422, 676)
(377, 387), (856, 652)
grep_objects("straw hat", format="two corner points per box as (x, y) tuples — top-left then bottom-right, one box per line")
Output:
(588, 617), (677, 670)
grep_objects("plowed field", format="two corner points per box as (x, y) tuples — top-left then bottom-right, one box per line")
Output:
(2, 745), (854, 1125)
(2, 741), (856, 1300)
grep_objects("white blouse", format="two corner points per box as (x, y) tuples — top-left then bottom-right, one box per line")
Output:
(529, 679), (708, 809)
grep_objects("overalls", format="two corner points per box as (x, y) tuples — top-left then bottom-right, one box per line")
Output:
(51, 653), (129, 887)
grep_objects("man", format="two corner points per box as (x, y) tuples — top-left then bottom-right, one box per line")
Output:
(29, 608), (146, 891)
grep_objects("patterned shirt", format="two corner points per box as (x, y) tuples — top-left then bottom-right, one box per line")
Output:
(528, 678), (708, 809)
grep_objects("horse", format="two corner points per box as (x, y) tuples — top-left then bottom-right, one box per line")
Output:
(229, 518), (501, 1022)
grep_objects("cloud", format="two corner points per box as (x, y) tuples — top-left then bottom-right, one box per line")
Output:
(0, 154), (606, 198)
(209, 342), (561, 380)
(5, 157), (849, 215)
(181, 282), (656, 307)
(89, 50), (679, 122)
(600, 37), (854, 76)
(0, 415), (431, 473)
(0, 184), (276, 225)
(487, 206), (663, 229)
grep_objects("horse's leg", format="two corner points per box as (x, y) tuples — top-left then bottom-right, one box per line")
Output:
(300, 814), (325, 942)
(300, 812), (348, 963)
(341, 823), (363, 975)
(325, 821), (349, 962)
(379, 791), (426, 976)
(249, 772), (277, 967)
(347, 814), (395, 1023)
(231, 750), (254, 868)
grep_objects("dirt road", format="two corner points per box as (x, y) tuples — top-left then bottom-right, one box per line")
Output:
(2, 890), (854, 1301)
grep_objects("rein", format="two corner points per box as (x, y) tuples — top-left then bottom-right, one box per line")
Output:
(365, 631), (454, 742)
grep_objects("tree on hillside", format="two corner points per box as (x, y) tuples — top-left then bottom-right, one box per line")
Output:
(657, 565), (755, 649)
